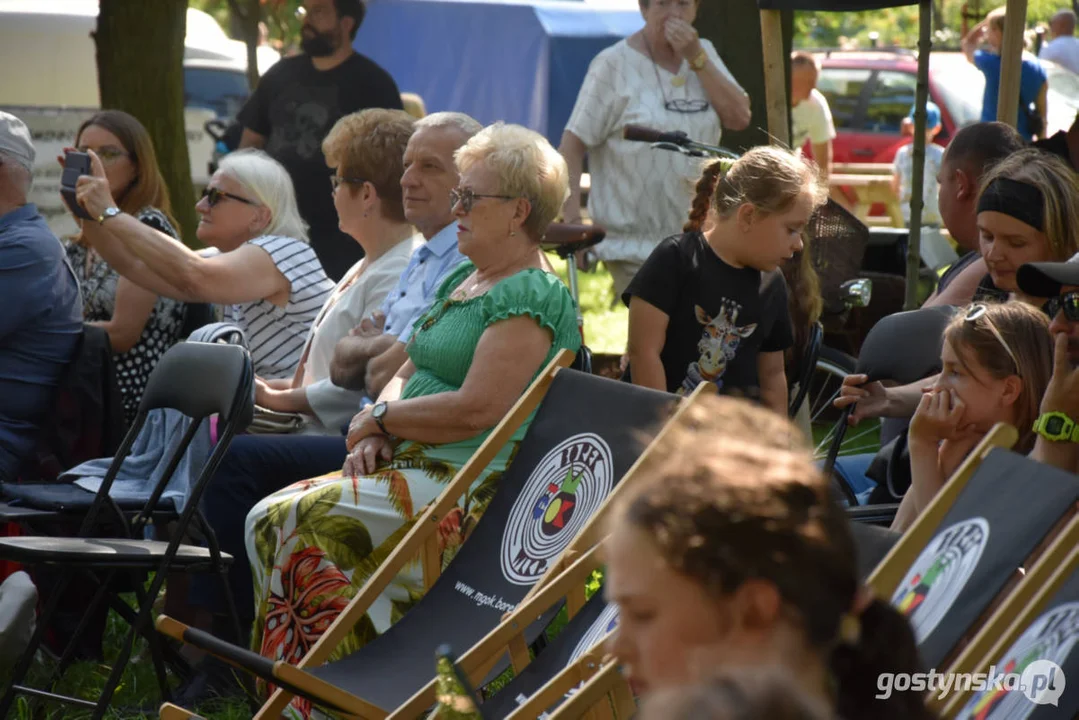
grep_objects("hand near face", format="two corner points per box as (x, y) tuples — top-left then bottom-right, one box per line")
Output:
(664, 18), (703, 60)
(910, 388), (970, 444)
(72, 149), (115, 220)
(1040, 333), (1079, 420)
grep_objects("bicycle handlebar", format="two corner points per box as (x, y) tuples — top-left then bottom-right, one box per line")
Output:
(623, 124), (690, 145)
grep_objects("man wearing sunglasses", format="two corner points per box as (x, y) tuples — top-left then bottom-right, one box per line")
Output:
(237, 0), (403, 282)
(1017, 257), (1079, 474)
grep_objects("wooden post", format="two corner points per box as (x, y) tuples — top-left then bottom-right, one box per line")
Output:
(904, 0), (932, 312)
(996, 0), (1029, 129)
(760, 9), (789, 147)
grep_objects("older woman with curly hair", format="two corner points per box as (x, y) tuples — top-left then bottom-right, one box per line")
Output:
(244, 124), (581, 715)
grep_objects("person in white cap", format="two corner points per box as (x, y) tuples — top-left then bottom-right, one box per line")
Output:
(0, 111), (82, 481)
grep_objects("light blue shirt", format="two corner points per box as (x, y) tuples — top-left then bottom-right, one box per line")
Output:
(380, 222), (467, 343)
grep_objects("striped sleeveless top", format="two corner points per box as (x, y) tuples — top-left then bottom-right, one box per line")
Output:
(226, 235), (334, 379)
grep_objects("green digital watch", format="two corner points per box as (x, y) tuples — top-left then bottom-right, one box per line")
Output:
(1032, 412), (1079, 443)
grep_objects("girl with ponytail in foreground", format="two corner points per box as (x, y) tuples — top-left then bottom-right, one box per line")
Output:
(605, 395), (934, 720)
(623, 147), (827, 415)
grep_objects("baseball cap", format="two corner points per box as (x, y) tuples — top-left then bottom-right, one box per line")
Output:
(1016, 252), (1079, 297)
(0, 111), (35, 172)
(906, 101), (942, 130)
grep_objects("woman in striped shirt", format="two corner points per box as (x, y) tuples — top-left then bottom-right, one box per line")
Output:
(73, 148), (334, 379)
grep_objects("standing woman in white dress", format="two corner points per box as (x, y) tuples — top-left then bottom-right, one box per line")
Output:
(559, 0), (752, 300)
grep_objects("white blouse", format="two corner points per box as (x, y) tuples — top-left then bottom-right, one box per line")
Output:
(566, 39), (744, 265)
(301, 235), (421, 431)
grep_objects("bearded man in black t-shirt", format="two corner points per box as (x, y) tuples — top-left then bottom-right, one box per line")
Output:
(238, 0), (403, 281)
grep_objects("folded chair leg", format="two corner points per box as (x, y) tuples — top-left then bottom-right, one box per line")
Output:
(131, 574), (174, 703)
(90, 569), (173, 720)
(43, 568), (118, 691)
(0, 566), (80, 716)
(105, 589), (191, 676)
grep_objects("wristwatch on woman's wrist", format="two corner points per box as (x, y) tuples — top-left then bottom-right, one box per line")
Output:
(689, 48), (708, 72)
(98, 207), (121, 225)
(1033, 411), (1079, 443)
(372, 401), (389, 434)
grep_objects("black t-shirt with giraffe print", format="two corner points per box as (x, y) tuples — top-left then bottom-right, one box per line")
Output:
(624, 231), (793, 398)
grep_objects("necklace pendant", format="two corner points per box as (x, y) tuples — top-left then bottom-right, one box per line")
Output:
(671, 75), (686, 87)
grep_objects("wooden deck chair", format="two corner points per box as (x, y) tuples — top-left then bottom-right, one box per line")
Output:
(867, 424), (1079, 670)
(385, 380), (715, 718)
(158, 353), (687, 719)
(935, 513), (1079, 719)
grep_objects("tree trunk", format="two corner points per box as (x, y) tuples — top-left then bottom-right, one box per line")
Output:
(228, 0), (262, 89)
(696, 1), (793, 153)
(95, 0), (198, 245)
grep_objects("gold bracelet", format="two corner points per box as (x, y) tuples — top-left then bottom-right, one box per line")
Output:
(690, 48), (708, 72)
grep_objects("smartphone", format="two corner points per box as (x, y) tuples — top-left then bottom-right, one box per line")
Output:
(434, 644), (487, 718)
(61, 151), (94, 221)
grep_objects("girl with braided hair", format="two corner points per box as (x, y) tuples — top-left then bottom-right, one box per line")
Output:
(605, 394), (934, 720)
(624, 147), (826, 415)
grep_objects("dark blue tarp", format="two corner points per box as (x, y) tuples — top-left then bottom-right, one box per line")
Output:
(354, 0), (643, 144)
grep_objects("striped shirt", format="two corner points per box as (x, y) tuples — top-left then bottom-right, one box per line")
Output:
(225, 235), (334, 379)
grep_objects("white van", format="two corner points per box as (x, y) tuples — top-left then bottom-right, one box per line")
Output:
(0, 0), (265, 237)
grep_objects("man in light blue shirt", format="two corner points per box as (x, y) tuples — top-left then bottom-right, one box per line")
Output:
(330, 112), (478, 400)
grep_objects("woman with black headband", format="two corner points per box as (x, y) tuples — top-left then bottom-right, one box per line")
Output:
(974, 148), (1079, 304)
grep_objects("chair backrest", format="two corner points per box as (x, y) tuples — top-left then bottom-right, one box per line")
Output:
(79, 342), (254, 535)
(875, 448), (1079, 669)
(304, 369), (675, 711)
(855, 305), (957, 384)
(136, 341), (253, 424)
(481, 593), (617, 718)
(179, 303), (218, 340)
(22, 325), (127, 482)
(806, 199), (869, 316)
(788, 321), (823, 417)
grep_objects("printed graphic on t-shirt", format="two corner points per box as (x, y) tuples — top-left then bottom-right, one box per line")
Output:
(681, 299), (758, 395)
(265, 86), (339, 162)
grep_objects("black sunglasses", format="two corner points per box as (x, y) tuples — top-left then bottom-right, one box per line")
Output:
(665, 99), (710, 114)
(201, 186), (257, 208)
(1046, 291), (1079, 322)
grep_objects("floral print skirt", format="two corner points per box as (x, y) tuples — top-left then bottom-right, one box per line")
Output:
(244, 438), (516, 719)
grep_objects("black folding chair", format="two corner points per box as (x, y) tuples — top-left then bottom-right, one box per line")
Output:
(822, 305), (958, 504)
(789, 321), (823, 418)
(0, 342), (254, 719)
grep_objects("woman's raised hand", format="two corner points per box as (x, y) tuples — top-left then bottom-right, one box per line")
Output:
(343, 435), (394, 478)
(664, 17), (702, 60)
(73, 149), (115, 220)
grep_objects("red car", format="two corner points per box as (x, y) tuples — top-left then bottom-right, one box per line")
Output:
(811, 50), (984, 164)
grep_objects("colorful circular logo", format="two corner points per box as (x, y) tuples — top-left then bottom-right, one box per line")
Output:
(957, 602), (1077, 719)
(500, 434), (613, 586)
(892, 517), (990, 642)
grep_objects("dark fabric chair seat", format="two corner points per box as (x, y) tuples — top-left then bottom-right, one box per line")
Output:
(0, 482), (174, 513)
(0, 537), (233, 567)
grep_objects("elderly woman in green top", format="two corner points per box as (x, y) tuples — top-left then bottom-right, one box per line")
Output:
(245, 123), (580, 703)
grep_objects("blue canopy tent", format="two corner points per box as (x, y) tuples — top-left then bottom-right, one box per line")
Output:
(353, 0), (643, 144)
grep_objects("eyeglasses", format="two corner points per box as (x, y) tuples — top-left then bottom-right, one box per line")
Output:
(201, 186), (258, 208)
(331, 176), (367, 191)
(664, 99), (710, 114)
(965, 304), (1022, 375)
(295, 5), (332, 22)
(1045, 292), (1079, 323)
(77, 146), (130, 164)
(449, 188), (515, 214)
